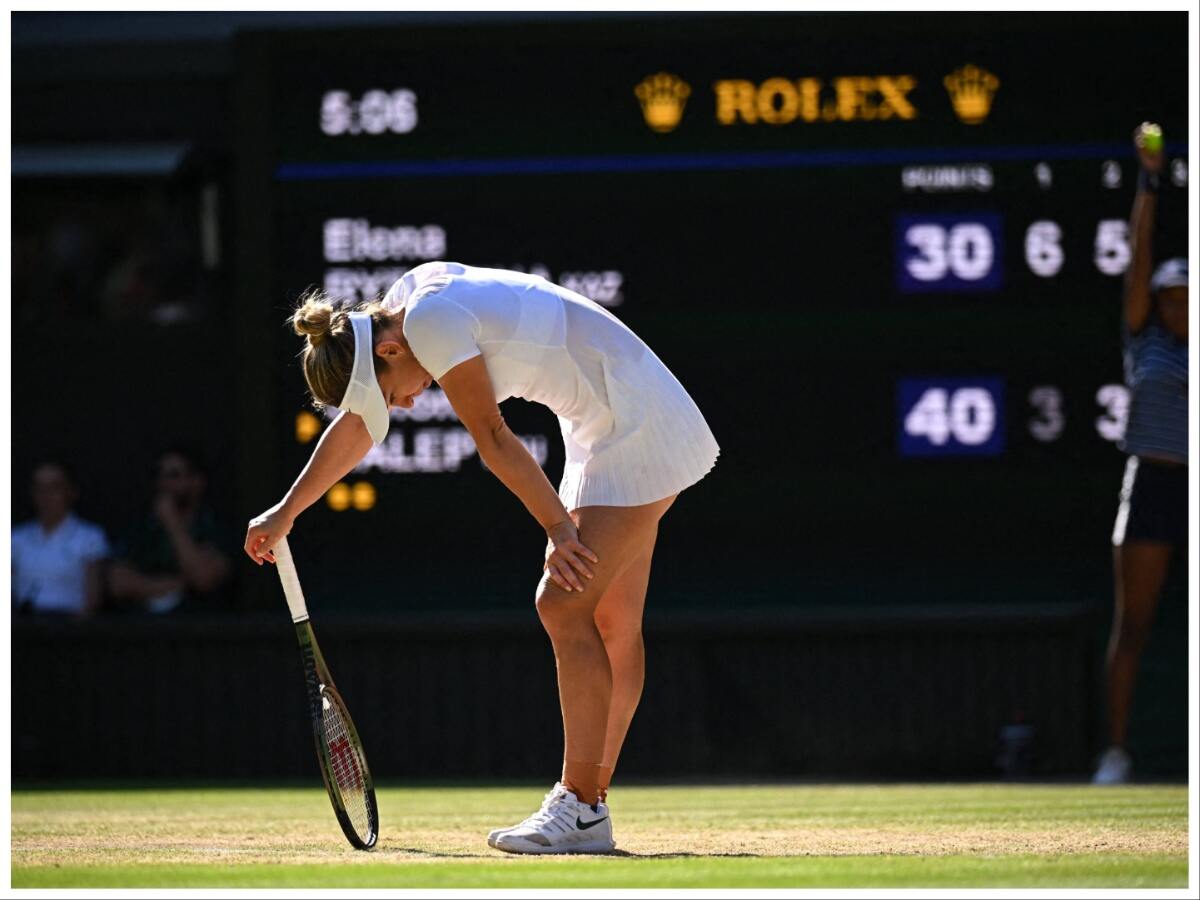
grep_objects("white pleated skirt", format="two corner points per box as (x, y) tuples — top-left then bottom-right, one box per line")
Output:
(556, 352), (720, 510)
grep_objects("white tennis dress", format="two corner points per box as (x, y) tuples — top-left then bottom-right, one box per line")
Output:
(382, 262), (719, 509)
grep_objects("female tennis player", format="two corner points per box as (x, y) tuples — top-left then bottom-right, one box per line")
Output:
(1093, 125), (1188, 785)
(244, 262), (719, 853)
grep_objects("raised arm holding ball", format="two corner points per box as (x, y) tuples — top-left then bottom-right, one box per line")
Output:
(1093, 124), (1188, 785)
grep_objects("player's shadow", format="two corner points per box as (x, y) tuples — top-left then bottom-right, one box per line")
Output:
(380, 847), (762, 859)
(607, 850), (762, 859)
(381, 847), (495, 859)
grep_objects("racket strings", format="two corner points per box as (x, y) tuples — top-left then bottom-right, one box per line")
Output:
(322, 694), (373, 841)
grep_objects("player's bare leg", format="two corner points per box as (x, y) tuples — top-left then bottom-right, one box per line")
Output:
(535, 496), (674, 802)
(493, 495), (674, 854)
(593, 539), (659, 793)
(1097, 540), (1173, 784)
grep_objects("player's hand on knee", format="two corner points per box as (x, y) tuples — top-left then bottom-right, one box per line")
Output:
(544, 520), (599, 593)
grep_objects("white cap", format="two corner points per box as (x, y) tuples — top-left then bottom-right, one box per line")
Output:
(1150, 258), (1188, 294)
(337, 313), (390, 445)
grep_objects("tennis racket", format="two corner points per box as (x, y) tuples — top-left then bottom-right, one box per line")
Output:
(274, 536), (379, 850)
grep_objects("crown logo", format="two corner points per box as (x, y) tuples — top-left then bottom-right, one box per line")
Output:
(634, 72), (691, 133)
(943, 65), (999, 125)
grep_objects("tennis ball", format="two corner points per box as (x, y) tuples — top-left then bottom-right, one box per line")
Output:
(1141, 123), (1163, 153)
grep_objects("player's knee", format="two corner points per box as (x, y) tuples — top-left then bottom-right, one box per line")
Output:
(535, 577), (589, 633)
(594, 611), (641, 647)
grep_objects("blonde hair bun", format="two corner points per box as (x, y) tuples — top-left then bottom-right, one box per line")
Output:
(293, 295), (337, 346)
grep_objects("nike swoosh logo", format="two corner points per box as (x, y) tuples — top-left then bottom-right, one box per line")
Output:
(576, 816), (608, 830)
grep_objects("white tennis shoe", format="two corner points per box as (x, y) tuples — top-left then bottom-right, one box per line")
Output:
(1092, 746), (1132, 785)
(486, 782), (567, 848)
(490, 783), (615, 854)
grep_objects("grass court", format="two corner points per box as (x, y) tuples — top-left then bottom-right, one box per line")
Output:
(10, 782), (1188, 888)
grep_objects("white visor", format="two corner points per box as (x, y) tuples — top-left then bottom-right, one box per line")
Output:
(1150, 257), (1188, 294)
(337, 313), (390, 445)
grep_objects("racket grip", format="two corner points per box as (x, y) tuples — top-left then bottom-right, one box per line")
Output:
(273, 537), (310, 623)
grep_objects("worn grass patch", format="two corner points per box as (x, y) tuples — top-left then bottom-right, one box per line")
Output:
(10, 783), (1189, 888)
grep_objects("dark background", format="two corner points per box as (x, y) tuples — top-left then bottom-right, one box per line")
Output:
(9, 12), (1190, 779)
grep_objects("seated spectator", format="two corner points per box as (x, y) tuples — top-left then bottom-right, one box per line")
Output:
(11, 460), (109, 618)
(108, 443), (234, 613)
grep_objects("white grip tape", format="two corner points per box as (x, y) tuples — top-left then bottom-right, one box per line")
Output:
(273, 537), (310, 623)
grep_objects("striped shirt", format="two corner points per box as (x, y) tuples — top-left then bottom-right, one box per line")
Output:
(1120, 319), (1189, 463)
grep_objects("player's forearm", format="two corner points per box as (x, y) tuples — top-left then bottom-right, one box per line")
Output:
(479, 425), (571, 531)
(281, 410), (374, 518)
(1123, 185), (1157, 327)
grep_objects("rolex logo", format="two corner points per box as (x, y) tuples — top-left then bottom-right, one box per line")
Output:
(635, 72), (691, 133)
(943, 65), (999, 125)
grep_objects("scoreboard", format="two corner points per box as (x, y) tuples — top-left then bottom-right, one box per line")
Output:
(235, 13), (1189, 610)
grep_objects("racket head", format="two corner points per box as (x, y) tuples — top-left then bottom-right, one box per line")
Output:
(314, 683), (379, 850)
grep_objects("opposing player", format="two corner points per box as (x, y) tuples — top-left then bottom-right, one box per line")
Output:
(1093, 125), (1188, 785)
(244, 262), (719, 852)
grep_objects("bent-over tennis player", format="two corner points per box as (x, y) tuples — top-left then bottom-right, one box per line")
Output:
(245, 262), (719, 854)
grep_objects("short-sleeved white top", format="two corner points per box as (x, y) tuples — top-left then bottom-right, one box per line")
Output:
(12, 513), (109, 613)
(382, 261), (719, 508)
